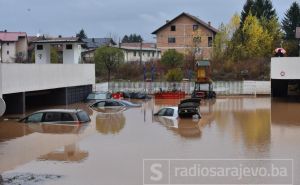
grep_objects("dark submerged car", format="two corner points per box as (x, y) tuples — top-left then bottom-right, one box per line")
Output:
(178, 98), (201, 119)
(122, 91), (151, 99)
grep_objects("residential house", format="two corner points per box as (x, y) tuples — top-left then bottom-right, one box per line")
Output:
(0, 31), (28, 63)
(119, 42), (161, 63)
(152, 12), (218, 60)
(81, 38), (116, 63)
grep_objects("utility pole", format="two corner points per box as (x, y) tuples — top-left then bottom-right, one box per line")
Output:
(139, 41), (142, 66)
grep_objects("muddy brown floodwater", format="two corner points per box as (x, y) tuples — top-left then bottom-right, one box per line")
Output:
(0, 97), (299, 185)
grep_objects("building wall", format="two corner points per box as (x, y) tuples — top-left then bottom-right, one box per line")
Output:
(155, 15), (215, 59)
(1, 42), (16, 63)
(0, 63), (95, 95)
(63, 44), (82, 64)
(35, 44), (51, 64)
(123, 50), (161, 63)
(271, 57), (300, 80)
(15, 37), (28, 61)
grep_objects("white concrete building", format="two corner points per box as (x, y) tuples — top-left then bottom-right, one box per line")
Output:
(271, 57), (300, 97)
(0, 35), (95, 114)
(0, 31), (28, 63)
(119, 43), (161, 63)
(34, 37), (83, 64)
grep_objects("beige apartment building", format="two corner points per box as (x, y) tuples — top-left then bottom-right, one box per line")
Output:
(152, 12), (218, 60)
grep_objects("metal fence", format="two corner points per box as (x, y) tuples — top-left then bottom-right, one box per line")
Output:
(98, 81), (271, 95)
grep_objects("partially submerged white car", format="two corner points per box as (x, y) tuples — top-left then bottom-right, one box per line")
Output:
(153, 107), (178, 118)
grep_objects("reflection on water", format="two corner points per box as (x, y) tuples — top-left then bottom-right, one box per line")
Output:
(153, 117), (202, 138)
(271, 98), (300, 125)
(96, 112), (126, 135)
(39, 144), (88, 162)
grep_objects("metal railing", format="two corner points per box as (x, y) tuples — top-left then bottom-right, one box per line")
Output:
(97, 81), (271, 95)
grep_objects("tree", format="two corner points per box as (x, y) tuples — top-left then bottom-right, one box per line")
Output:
(165, 68), (183, 82)
(241, 0), (254, 26)
(242, 14), (272, 58)
(50, 47), (59, 64)
(122, 34), (143, 43)
(160, 49), (184, 69)
(76, 29), (87, 39)
(240, 0), (277, 27)
(94, 46), (124, 82)
(282, 2), (300, 40)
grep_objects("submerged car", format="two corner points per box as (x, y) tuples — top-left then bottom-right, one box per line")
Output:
(178, 99), (201, 119)
(85, 92), (112, 103)
(122, 92), (151, 99)
(19, 109), (91, 124)
(153, 107), (178, 118)
(90, 99), (141, 109)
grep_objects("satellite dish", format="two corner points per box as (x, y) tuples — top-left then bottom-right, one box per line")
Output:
(0, 98), (6, 117)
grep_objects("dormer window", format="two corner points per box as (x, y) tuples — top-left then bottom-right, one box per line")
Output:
(171, 25), (176, 31)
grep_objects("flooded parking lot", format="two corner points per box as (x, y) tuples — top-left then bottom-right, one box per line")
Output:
(0, 97), (299, 185)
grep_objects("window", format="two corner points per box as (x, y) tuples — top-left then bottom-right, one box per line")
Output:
(133, 51), (137, 57)
(165, 108), (174, 117)
(7, 42), (9, 46)
(95, 101), (106, 107)
(171, 25), (176, 31)
(26, 113), (43, 123)
(44, 112), (61, 122)
(76, 111), (90, 123)
(6, 51), (9, 55)
(208, 37), (213, 47)
(148, 52), (150, 57)
(157, 109), (167, 116)
(105, 101), (123, 107)
(37, 45), (43, 50)
(66, 44), (73, 50)
(61, 113), (75, 122)
(152, 52), (155, 57)
(168, 37), (176, 43)
(193, 25), (199, 31)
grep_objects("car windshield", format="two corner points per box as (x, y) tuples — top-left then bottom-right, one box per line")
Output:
(77, 111), (90, 123)
(87, 93), (107, 100)
(120, 100), (135, 106)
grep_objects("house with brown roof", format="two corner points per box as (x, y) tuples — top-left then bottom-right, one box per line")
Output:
(152, 12), (218, 60)
(0, 31), (28, 63)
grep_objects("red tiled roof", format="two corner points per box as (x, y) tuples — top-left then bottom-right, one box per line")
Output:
(0, 32), (27, 42)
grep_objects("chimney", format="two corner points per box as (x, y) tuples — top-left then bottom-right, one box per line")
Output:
(4, 30), (7, 32)
(58, 35), (62, 38)
(166, 20), (170, 23)
(208, 22), (211, 27)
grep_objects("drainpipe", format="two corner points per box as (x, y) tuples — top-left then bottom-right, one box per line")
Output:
(0, 40), (2, 63)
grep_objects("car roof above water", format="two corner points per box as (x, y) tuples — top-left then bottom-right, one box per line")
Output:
(33, 109), (83, 114)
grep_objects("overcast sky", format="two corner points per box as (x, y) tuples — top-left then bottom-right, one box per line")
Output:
(0, 0), (297, 41)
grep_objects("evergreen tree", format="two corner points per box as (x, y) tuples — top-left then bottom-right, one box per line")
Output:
(122, 35), (129, 43)
(282, 2), (300, 40)
(241, 0), (254, 26)
(253, 0), (276, 20)
(241, 0), (277, 27)
(76, 29), (87, 39)
(122, 34), (143, 43)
